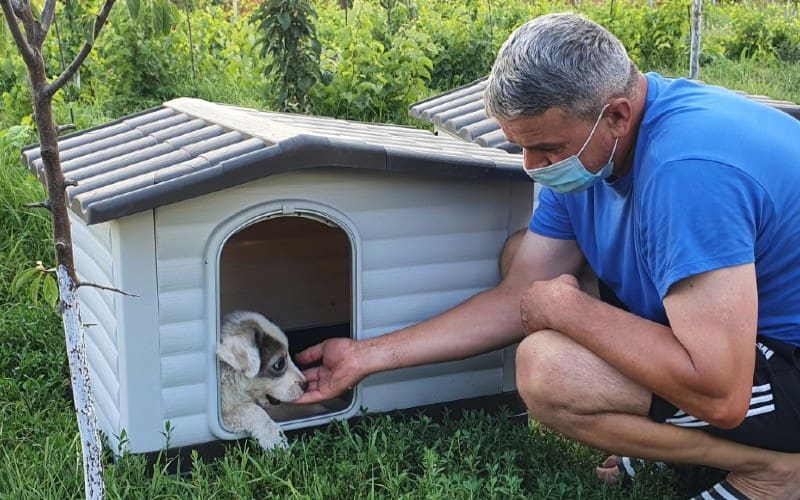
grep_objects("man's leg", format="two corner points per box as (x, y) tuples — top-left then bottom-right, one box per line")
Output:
(516, 329), (800, 498)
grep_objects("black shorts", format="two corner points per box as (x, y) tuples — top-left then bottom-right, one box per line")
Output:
(649, 336), (800, 453)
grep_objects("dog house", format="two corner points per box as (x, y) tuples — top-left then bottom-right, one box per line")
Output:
(21, 98), (532, 454)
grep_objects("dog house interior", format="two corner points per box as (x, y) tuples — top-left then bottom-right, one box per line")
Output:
(219, 213), (353, 422)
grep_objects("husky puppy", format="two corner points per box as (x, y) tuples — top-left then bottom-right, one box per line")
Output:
(217, 310), (308, 449)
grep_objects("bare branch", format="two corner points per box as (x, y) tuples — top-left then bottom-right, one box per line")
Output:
(45, 0), (117, 96)
(23, 201), (52, 210)
(0, 0), (36, 62)
(64, 179), (78, 187)
(77, 281), (139, 298)
(38, 0), (57, 38)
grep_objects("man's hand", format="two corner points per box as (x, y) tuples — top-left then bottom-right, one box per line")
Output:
(520, 274), (581, 335)
(294, 337), (364, 404)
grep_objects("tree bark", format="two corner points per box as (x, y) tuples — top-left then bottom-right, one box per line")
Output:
(58, 266), (104, 500)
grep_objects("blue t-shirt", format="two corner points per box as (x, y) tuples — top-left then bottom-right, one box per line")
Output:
(530, 73), (800, 345)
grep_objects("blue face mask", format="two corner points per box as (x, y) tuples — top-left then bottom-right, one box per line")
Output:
(524, 104), (618, 194)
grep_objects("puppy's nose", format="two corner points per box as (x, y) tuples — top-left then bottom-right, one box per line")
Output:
(300, 381), (309, 392)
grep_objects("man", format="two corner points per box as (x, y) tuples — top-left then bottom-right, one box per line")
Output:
(296, 13), (800, 498)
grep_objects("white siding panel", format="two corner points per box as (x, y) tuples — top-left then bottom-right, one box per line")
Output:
(163, 383), (206, 418)
(157, 257), (205, 291)
(160, 320), (206, 355)
(162, 352), (206, 388)
(361, 288), (487, 332)
(361, 366), (503, 412)
(69, 215), (121, 438)
(86, 330), (120, 399)
(352, 203), (506, 240)
(78, 287), (117, 350)
(156, 221), (217, 260)
(73, 244), (114, 299)
(162, 414), (214, 448)
(158, 289), (206, 324)
(72, 215), (114, 275)
(361, 231), (506, 270)
(362, 259), (498, 300)
(110, 212), (163, 454)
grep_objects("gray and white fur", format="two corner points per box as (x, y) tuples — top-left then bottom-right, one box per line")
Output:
(217, 310), (307, 449)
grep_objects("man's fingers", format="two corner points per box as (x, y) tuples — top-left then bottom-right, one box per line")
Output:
(294, 391), (328, 405)
(301, 366), (322, 383)
(295, 342), (324, 365)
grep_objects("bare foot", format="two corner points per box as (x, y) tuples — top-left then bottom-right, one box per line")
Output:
(725, 455), (800, 500)
(595, 455), (622, 485)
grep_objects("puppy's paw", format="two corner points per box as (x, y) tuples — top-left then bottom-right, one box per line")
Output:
(256, 433), (288, 450)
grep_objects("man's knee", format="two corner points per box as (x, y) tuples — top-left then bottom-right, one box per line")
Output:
(500, 228), (527, 279)
(515, 330), (576, 424)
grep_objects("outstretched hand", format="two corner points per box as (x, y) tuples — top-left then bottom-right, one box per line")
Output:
(294, 337), (363, 404)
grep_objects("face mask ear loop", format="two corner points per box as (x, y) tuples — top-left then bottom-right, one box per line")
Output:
(576, 103), (610, 157)
(608, 137), (619, 164)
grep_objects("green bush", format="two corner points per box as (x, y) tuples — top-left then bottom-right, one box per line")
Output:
(312, 0), (435, 123)
(591, 0), (690, 71)
(2, 0), (800, 131)
(709, 3), (800, 63)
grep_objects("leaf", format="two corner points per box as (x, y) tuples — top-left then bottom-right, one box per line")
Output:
(28, 272), (42, 305)
(83, 18), (96, 45)
(125, 0), (141, 20)
(11, 267), (39, 295)
(278, 12), (291, 31)
(42, 274), (59, 310)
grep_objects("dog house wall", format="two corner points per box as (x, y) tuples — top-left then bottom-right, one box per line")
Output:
(23, 100), (532, 454)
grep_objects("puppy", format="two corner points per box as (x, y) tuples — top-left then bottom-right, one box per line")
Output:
(217, 310), (308, 449)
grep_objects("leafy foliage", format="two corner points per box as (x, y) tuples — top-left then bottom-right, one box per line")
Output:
(3, 0), (800, 127)
(252, 0), (324, 112)
(311, 0), (434, 122)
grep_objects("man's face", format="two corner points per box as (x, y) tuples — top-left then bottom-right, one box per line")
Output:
(498, 107), (615, 175)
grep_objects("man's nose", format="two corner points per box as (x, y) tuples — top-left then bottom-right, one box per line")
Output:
(523, 149), (550, 171)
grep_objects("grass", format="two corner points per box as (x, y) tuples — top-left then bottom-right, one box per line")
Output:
(1, 54), (795, 498)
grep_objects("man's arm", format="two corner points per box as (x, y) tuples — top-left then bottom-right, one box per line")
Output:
(524, 263), (758, 428)
(295, 230), (585, 403)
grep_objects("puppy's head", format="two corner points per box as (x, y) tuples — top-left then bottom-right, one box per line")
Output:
(217, 311), (307, 402)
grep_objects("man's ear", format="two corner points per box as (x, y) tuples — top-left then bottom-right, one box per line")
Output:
(217, 334), (260, 378)
(606, 97), (633, 136)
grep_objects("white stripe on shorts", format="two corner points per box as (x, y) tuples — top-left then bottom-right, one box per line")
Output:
(666, 383), (775, 428)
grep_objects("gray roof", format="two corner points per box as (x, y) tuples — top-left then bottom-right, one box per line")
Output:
(22, 98), (525, 225)
(409, 77), (800, 154)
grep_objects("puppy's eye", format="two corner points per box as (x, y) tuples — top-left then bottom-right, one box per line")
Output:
(271, 356), (286, 372)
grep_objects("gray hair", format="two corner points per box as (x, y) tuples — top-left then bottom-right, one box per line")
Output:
(485, 13), (639, 121)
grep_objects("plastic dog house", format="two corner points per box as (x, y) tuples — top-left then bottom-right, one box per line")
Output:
(22, 98), (531, 454)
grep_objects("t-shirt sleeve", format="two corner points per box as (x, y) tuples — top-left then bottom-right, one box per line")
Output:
(639, 160), (765, 298)
(529, 186), (575, 240)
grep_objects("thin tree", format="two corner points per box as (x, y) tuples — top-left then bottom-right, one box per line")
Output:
(0, 0), (118, 497)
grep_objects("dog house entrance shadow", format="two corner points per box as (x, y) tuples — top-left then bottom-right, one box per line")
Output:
(220, 214), (353, 422)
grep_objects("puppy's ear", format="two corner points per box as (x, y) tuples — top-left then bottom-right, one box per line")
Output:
(217, 333), (260, 378)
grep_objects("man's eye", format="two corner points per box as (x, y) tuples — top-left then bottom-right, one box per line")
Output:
(271, 356), (286, 372)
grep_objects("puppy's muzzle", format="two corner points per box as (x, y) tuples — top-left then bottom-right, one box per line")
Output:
(265, 380), (309, 405)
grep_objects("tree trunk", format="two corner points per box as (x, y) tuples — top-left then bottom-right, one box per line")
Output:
(57, 266), (105, 500)
(26, 21), (106, 500)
